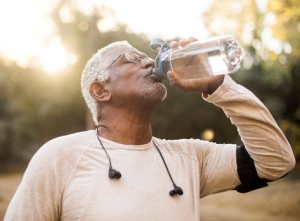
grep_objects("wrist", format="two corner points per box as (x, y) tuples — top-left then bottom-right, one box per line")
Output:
(206, 75), (225, 95)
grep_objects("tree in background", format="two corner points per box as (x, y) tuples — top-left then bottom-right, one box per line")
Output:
(0, 1), (160, 170)
(203, 0), (300, 160)
(269, 0), (300, 159)
(1, 0), (299, 171)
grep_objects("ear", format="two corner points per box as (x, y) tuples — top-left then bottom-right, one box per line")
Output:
(89, 81), (111, 102)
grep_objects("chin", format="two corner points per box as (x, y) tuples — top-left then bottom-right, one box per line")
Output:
(140, 82), (167, 102)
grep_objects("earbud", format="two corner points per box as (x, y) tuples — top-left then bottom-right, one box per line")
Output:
(109, 168), (122, 179)
(152, 141), (184, 197)
(169, 186), (183, 196)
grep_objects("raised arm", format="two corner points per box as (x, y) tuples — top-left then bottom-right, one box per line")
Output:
(204, 74), (295, 181)
(167, 37), (295, 182)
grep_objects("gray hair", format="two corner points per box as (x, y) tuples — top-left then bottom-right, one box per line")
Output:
(81, 41), (133, 125)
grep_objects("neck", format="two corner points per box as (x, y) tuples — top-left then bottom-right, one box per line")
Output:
(97, 108), (154, 145)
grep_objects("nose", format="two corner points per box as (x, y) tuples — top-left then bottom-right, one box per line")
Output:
(142, 57), (155, 69)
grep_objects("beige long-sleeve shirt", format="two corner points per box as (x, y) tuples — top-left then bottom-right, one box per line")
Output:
(4, 75), (295, 221)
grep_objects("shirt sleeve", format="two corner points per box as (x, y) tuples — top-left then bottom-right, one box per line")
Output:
(203, 74), (296, 181)
(3, 146), (60, 220)
(3, 136), (85, 221)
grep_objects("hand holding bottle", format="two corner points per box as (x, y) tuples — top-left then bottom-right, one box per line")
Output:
(167, 37), (225, 95)
(150, 35), (242, 94)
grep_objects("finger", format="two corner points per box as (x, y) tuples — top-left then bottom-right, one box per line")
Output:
(167, 72), (193, 92)
(169, 41), (179, 49)
(187, 37), (198, 44)
(167, 71), (176, 80)
(179, 39), (188, 47)
(167, 71), (180, 86)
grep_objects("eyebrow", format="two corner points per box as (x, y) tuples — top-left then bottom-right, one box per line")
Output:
(136, 51), (148, 58)
(125, 49), (148, 58)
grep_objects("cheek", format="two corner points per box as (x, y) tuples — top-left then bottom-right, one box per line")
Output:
(108, 79), (141, 99)
(106, 67), (146, 97)
(111, 75), (142, 91)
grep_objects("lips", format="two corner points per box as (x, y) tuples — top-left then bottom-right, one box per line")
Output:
(146, 68), (163, 83)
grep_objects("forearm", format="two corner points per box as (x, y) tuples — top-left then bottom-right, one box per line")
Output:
(204, 75), (295, 180)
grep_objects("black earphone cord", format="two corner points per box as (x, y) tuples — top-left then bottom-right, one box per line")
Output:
(96, 127), (121, 179)
(95, 128), (183, 196)
(152, 141), (184, 196)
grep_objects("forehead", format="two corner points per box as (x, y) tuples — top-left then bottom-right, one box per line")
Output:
(104, 45), (145, 61)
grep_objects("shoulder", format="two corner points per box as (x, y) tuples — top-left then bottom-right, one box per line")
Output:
(152, 137), (212, 159)
(39, 130), (95, 155)
(28, 130), (97, 172)
(153, 137), (212, 150)
(153, 137), (236, 160)
(4, 131), (97, 220)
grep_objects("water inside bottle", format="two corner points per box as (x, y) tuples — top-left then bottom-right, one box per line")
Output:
(208, 39), (242, 75)
(169, 36), (242, 79)
(170, 52), (214, 79)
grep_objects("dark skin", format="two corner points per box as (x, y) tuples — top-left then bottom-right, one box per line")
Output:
(90, 37), (224, 145)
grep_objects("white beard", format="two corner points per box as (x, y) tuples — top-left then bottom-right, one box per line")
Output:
(139, 82), (167, 102)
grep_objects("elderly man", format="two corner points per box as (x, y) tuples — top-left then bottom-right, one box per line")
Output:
(5, 37), (295, 220)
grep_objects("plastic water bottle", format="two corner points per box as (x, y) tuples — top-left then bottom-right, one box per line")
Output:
(150, 35), (243, 81)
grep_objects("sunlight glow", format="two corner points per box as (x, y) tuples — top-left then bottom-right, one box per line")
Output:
(97, 0), (213, 39)
(41, 38), (68, 73)
(0, 0), (75, 74)
(0, 0), (213, 74)
(59, 5), (75, 23)
(255, 0), (267, 13)
(0, 0), (70, 73)
(41, 37), (77, 73)
(0, 0), (41, 61)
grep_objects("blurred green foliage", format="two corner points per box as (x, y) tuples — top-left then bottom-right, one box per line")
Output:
(0, 0), (299, 171)
(202, 0), (300, 160)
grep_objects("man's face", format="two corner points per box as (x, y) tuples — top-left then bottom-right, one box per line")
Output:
(104, 45), (167, 105)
